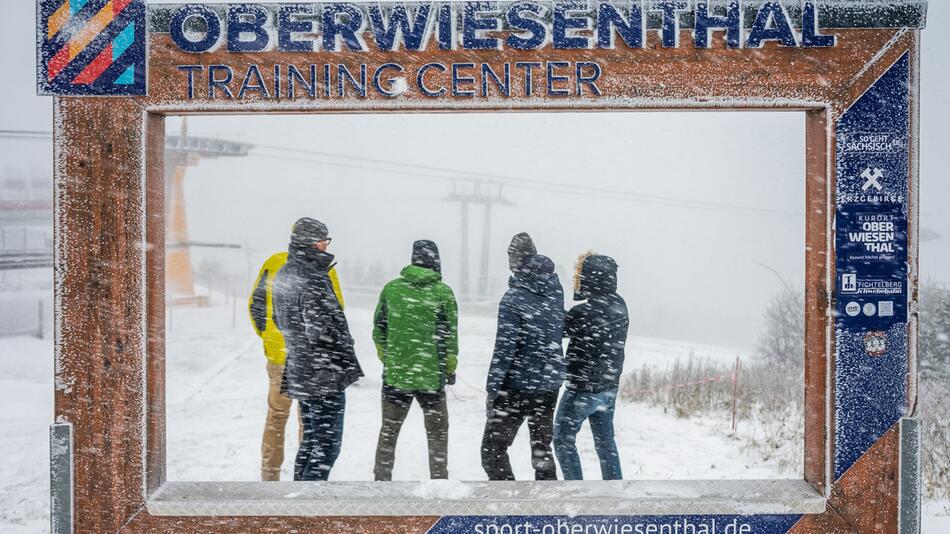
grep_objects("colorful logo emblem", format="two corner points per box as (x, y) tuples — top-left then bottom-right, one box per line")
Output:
(37, 0), (146, 96)
(863, 331), (888, 356)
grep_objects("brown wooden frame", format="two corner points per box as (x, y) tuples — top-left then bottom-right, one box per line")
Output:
(53, 25), (919, 533)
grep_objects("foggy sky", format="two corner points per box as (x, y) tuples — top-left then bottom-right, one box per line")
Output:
(172, 112), (803, 349)
(2, 1), (949, 351)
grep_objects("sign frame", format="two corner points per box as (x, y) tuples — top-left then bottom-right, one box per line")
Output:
(49, 1), (925, 532)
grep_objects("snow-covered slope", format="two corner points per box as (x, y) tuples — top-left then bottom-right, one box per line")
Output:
(0, 336), (52, 533)
(165, 304), (787, 482)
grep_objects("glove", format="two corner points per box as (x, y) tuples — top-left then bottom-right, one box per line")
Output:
(446, 373), (456, 386)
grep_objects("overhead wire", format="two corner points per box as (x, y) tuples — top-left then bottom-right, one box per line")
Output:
(250, 146), (801, 218)
(0, 128), (801, 218)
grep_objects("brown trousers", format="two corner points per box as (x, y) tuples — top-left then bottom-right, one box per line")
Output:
(261, 362), (302, 481)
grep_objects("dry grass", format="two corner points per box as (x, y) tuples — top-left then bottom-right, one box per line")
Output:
(620, 355), (803, 475)
(920, 374), (950, 499)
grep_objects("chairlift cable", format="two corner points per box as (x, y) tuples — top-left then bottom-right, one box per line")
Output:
(251, 151), (800, 219)
(252, 143), (799, 217)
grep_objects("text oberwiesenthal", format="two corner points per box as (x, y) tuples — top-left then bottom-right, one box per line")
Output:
(172, 1), (837, 100)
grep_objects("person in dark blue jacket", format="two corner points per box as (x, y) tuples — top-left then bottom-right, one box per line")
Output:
(481, 233), (566, 481)
(553, 253), (629, 480)
(271, 218), (364, 481)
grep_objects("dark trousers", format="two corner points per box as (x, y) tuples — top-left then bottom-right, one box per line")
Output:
(374, 385), (449, 481)
(480, 390), (559, 481)
(294, 392), (346, 481)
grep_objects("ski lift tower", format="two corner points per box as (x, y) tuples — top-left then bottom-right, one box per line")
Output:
(164, 120), (252, 306)
(444, 180), (514, 301)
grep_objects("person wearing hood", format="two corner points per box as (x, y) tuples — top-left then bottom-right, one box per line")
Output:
(481, 232), (566, 481)
(553, 253), (629, 480)
(248, 233), (345, 481)
(372, 240), (459, 480)
(270, 217), (364, 481)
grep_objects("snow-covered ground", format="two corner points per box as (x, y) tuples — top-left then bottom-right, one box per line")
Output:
(0, 299), (945, 531)
(166, 303), (784, 482)
(0, 336), (52, 533)
(923, 501), (950, 532)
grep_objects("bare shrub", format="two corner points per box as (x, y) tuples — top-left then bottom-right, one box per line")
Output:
(620, 356), (800, 419)
(918, 282), (950, 499)
(619, 287), (805, 474)
(755, 288), (805, 371)
(920, 375), (950, 499)
(620, 285), (950, 488)
(620, 354), (735, 418)
(619, 356), (803, 474)
(919, 281), (950, 378)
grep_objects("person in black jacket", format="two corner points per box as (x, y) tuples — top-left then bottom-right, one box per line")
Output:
(481, 233), (566, 481)
(553, 253), (629, 480)
(271, 217), (364, 481)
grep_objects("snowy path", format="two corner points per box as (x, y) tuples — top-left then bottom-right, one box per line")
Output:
(165, 305), (790, 482)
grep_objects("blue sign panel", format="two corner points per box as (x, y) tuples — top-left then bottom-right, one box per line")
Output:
(834, 53), (910, 480)
(428, 514), (802, 534)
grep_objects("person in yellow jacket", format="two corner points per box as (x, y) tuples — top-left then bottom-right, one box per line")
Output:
(249, 233), (344, 481)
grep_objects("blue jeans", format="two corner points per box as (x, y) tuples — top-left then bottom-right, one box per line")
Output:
(553, 388), (621, 480)
(295, 392), (346, 481)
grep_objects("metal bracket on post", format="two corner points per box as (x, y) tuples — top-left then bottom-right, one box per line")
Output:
(50, 422), (73, 534)
(899, 417), (921, 534)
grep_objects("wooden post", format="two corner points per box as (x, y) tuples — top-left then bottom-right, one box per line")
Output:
(731, 357), (741, 433)
(231, 283), (237, 329)
(36, 299), (44, 339)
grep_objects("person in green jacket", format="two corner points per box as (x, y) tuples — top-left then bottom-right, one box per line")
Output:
(372, 240), (459, 480)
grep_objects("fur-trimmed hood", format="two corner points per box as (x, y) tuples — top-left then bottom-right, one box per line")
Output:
(573, 252), (618, 300)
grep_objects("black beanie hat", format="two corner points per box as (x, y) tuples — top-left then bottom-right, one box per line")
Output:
(411, 239), (441, 273)
(290, 217), (329, 246)
(507, 232), (537, 271)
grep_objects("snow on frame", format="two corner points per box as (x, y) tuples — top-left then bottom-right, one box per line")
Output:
(35, 12), (929, 531)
